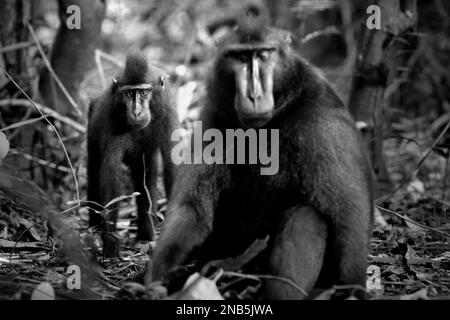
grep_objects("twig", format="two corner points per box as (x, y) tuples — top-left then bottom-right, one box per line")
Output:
(15, 277), (42, 285)
(434, 0), (450, 29)
(377, 103), (450, 204)
(0, 64), (80, 203)
(0, 99), (86, 133)
(1, 114), (51, 131)
(8, 222), (40, 271)
(174, 22), (197, 88)
(7, 107), (33, 140)
(0, 42), (34, 54)
(142, 155), (156, 237)
(376, 205), (450, 237)
(9, 149), (71, 173)
(27, 23), (82, 117)
(222, 271), (308, 296)
(96, 50), (124, 68)
(95, 50), (108, 89)
(301, 26), (341, 45)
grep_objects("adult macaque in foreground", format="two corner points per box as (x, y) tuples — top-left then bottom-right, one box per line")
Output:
(87, 52), (179, 257)
(149, 5), (373, 299)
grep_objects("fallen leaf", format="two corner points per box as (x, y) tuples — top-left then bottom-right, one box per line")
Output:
(202, 236), (269, 274)
(31, 282), (55, 300)
(46, 270), (64, 284)
(18, 218), (42, 241)
(123, 282), (146, 295)
(374, 207), (389, 230)
(406, 179), (425, 202)
(171, 272), (224, 300)
(400, 288), (429, 300)
(0, 131), (9, 165)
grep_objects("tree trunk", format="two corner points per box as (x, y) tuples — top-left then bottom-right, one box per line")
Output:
(0, 0), (36, 177)
(348, 0), (417, 197)
(0, 0), (31, 88)
(38, 0), (106, 118)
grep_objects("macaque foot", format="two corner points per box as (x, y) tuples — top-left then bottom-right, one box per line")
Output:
(102, 232), (121, 258)
(136, 214), (156, 241)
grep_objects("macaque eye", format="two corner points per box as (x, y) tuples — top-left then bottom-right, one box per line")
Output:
(231, 53), (248, 63)
(258, 50), (272, 61)
(237, 54), (248, 62)
(140, 90), (149, 98)
(126, 91), (134, 98)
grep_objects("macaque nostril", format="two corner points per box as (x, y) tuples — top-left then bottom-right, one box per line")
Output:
(248, 83), (262, 102)
(248, 91), (261, 104)
(248, 89), (257, 101)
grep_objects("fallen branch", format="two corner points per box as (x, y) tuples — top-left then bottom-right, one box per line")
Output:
(376, 205), (450, 237)
(9, 149), (71, 173)
(0, 99), (86, 133)
(0, 65), (81, 202)
(222, 271), (308, 297)
(0, 41), (34, 54)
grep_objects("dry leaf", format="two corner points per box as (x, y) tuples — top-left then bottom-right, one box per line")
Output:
(172, 272), (224, 300)
(31, 282), (55, 300)
(400, 288), (429, 300)
(0, 131), (9, 165)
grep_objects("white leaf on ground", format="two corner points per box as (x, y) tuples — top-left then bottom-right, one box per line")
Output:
(406, 179), (425, 202)
(174, 272), (224, 300)
(0, 131), (9, 165)
(374, 207), (389, 230)
(31, 282), (55, 300)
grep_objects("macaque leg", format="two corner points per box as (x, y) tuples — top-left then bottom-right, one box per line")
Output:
(151, 204), (213, 281)
(311, 210), (370, 299)
(99, 147), (124, 257)
(149, 152), (161, 218)
(265, 206), (327, 299)
(160, 144), (174, 199)
(332, 209), (370, 286)
(87, 146), (103, 228)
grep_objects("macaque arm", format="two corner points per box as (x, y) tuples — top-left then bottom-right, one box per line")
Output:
(151, 164), (220, 280)
(151, 204), (211, 280)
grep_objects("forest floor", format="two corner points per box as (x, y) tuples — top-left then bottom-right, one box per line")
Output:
(0, 128), (449, 300)
(1, 0), (449, 302)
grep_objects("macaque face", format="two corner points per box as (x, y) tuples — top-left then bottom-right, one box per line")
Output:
(120, 85), (153, 129)
(225, 45), (278, 128)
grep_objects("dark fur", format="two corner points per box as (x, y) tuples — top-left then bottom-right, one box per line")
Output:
(87, 52), (179, 257)
(150, 18), (373, 299)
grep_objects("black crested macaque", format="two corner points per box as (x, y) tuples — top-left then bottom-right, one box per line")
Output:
(87, 52), (179, 257)
(149, 7), (373, 299)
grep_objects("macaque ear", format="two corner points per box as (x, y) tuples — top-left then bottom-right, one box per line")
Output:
(160, 75), (168, 89)
(111, 78), (118, 91)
